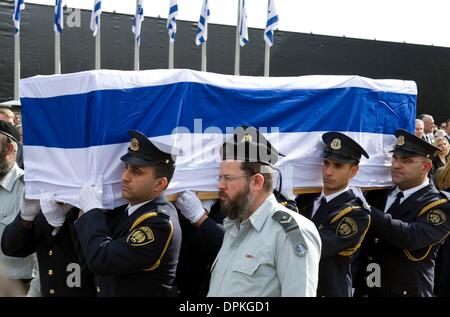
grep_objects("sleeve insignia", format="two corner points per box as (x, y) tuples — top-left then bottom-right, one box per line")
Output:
(336, 217), (358, 238)
(426, 209), (446, 225)
(127, 226), (154, 246)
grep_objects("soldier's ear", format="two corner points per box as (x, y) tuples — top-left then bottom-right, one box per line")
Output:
(350, 164), (359, 178)
(154, 177), (169, 192)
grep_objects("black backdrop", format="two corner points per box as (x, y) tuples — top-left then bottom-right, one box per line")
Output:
(1, 2), (449, 123)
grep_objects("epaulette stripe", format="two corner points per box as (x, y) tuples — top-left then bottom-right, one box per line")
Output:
(330, 206), (362, 224)
(417, 199), (448, 218)
(144, 219), (174, 271)
(338, 214), (372, 257)
(404, 231), (450, 262)
(130, 211), (158, 232)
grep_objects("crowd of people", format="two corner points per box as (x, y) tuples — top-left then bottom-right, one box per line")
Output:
(0, 107), (449, 297)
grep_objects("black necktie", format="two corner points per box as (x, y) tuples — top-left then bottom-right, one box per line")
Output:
(387, 191), (404, 216)
(313, 197), (328, 222)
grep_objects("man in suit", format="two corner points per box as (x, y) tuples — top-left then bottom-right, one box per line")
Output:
(296, 132), (371, 297)
(74, 130), (182, 297)
(354, 129), (450, 297)
(419, 114), (435, 144)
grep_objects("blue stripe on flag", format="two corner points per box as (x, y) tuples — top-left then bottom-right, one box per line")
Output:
(21, 83), (416, 148)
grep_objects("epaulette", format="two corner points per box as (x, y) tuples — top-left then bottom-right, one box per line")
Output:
(330, 205), (362, 224)
(272, 210), (308, 257)
(130, 210), (158, 232)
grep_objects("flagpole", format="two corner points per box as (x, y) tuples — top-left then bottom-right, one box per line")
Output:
(95, 17), (101, 70)
(169, 41), (174, 69)
(264, 43), (270, 77)
(134, 40), (140, 71)
(234, 0), (241, 76)
(14, 33), (20, 100)
(55, 31), (61, 74)
(201, 42), (207, 72)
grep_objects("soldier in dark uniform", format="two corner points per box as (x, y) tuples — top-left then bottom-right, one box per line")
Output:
(1, 199), (97, 297)
(74, 130), (182, 297)
(295, 132), (371, 297)
(354, 129), (450, 297)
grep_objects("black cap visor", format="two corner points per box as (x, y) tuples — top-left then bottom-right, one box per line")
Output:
(120, 152), (164, 166)
(321, 151), (359, 164)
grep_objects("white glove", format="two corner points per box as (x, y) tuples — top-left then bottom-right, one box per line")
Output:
(201, 200), (216, 213)
(350, 186), (371, 208)
(79, 177), (103, 213)
(175, 190), (205, 223)
(40, 192), (73, 228)
(20, 195), (40, 221)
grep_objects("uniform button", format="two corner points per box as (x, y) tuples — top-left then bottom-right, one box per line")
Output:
(49, 289), (55, 295)
(367, 256), (373, 261)
(96, 287), (100, 293)
(403, 290), (407, 295)
(48, 270), (53, 276)
(48, 250), (53, 256)
(374, 238), (379, 243)
(363, 294), (368, 298)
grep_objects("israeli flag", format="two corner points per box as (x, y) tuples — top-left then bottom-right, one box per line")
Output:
(54, 0), (63, 33)
(132, 0), (144, 46)
(90, 0), (102, 37)
(264, 0), (279, 47)
(239, 0), (249, 46)
(13, 0), (25, 34)
(195, 0), (210, 46)
(167, 0), (178, 42)
(19, 69), (416, 209)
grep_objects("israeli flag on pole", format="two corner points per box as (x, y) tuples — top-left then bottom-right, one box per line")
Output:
(264, 0), (279, 47)
(167, 0), (178, 42)
(20, 69), (416, 209)
(13, 0), (25, 34)
(90, 0), (101, 37)
(239, 0), (249, 46)
(195, 0), (210, 46)
(54, 0), (63, 33)
(132, 0), (144, 46)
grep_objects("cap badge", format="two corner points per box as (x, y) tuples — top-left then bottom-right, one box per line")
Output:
(130, 138), (139, 151)
(241, 134), (253, 143)
(330, 138), (341, 150)
(397, 135), (405, 146)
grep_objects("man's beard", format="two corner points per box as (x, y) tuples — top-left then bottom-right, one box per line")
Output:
(0, 146), (10, 178)
(219, 183), (254, 221)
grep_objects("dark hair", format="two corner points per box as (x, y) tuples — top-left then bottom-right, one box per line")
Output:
(152, 163), (176, 189)
(240, 162), (273, 193)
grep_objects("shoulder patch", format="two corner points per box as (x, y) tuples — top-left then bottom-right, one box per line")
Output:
(336, 217), (358, 238)
(127, 226), (154, 246)
(426, 209), (446, 225)
(272, 210), (308, 257)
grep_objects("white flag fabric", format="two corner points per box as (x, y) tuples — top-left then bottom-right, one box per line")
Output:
(13, 0), (25, 34)
(20, 69), (417, 209)
(264, 0), (279, 47)
(167, 0), (178, 42)
(132, 0), (144, 46)
(239, 0), (249, 46)
(90, 0), (102, 37)
(54, 0), (63, 33)
(195, 0), (210, 46)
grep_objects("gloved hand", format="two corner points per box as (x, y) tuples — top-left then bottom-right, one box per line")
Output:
(350, 186), (371, 208)
(201, 200), (216, 213)
(79, 177), (103, 213)
(20, 195), (40, 221)
(40, 192), (73, 228)
(175, 190), (206, 223)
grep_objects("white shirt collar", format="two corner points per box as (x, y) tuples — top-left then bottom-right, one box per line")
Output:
(392, 178), (430, 201)
(320, 186), (350, 203)
(127, 199), (152, 216)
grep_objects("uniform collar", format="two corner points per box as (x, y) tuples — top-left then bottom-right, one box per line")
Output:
(319, 186), (349, 204)
(391, 179), (430, 201)
(0, 163), (23, 192)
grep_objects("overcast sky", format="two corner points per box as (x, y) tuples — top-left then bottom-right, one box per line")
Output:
(24, 0), (450, 48)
